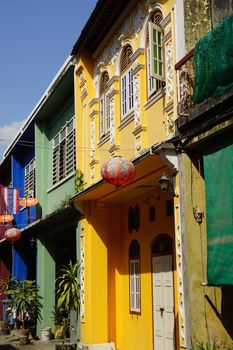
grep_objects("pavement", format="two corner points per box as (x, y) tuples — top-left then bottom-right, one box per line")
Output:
(0, 330), (72, 350)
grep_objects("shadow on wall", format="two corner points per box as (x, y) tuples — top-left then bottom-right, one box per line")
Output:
(221, 286), (233, 339)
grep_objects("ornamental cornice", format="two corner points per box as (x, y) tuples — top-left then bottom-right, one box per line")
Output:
(89, 97), (99, 108)
(90, 109), (98, 119)
(132, 125), (147, 136)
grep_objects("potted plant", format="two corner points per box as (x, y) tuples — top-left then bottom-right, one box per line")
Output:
(55, 260), (80, 349)
(5, 279), (42, 344)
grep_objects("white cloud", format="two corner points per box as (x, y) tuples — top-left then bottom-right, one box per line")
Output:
(0, 120), (26, 146)
(0, 120), (26, 161)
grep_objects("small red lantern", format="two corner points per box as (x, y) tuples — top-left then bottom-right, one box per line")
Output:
(5, 228), (21, 243)
(101, 156), (135, 186)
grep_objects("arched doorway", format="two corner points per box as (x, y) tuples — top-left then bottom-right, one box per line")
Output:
(151, 234), (175, 350)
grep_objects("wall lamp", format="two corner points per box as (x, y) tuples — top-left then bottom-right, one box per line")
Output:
(158, 173), (178, 197)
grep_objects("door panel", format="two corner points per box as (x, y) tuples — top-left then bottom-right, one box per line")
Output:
(152, 255), (175, 350)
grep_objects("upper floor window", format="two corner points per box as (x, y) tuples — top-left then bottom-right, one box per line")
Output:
(24, 158), (35, 197)
(120, 45), (134, 118)
(129, 239), (140, 313)
(99, 71), (110, 138)
(52, 118), (76, 186)
(146, 11), (164, 98)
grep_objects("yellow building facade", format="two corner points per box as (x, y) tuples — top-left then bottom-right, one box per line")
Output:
(71, 1), (188, 349)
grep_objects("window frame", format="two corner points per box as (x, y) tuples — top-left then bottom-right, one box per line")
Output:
(129, 258), (141, 313)
(149, 21), (164, 81)
(129, 240), (141, 314)
(52, 117), (76, 186)
(146, 14), (164, 98)
(120, 45), (134, 120)
(99, 72), (110, 138)
(24, 158), (35, 198)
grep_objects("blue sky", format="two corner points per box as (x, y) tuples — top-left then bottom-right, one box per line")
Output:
(0, 0), (97, 160)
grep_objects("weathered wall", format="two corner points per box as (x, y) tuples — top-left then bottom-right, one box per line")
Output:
(211, 0), (233, 28)
(184, 0), (211, 52)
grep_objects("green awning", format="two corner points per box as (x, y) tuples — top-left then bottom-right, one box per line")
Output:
(204, 136), (233, 285)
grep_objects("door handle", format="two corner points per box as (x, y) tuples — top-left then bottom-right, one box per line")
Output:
(159, 307), (164, 317)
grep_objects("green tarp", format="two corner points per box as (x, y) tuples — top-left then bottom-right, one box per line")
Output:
(193, 13), (233, 104)
(204, 138), (233, 285)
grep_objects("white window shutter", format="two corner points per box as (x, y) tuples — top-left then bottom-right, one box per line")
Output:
(149, 21), (164, 81)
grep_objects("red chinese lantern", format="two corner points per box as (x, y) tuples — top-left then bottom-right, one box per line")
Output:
(101, 156), (135, 186)
(5, 228), (21, 243)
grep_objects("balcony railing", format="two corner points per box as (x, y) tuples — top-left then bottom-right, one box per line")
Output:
(175, 49), (194, 116)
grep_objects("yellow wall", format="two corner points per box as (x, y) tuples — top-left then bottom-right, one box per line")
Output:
(80, 191), (175, 349)
(181, 152), (233, 348)
(74, 0), (179, 349)
(74, 0), (177, 187)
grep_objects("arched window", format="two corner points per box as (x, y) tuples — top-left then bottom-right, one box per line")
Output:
(146, 10), (164, 98)
(152, 234), (173, 256)
(99, 71), (110, 137)
(129, 239), (140, 313)
(120, 44), (134, 118)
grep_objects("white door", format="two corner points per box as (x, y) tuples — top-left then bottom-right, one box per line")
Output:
(152, 255), (175, 350)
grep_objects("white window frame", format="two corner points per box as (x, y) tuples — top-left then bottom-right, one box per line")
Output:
(24, 158), (35, 198)
(130, 258), (140, 313)
(99, 92), (110, 138)
(52, 117), (76, 185)
(121, 67), (134, 119)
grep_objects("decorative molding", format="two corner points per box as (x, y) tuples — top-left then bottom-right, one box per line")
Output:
(108, 143), (120, 155)
(81, 89), (88, 101)
(79, 79), (86, 89)
(109, 97), (115, 145)
(90, 118), (95, 159)
(118, 113), (134, 131)
(89, 97), (99, 108)
(107, 75), (119, 88)
(131, 48), (145, 62)
(164, 101), (173, 113)
(90, 109), (98, 119)
(163, 30), (172, 44)
(165, 41), (174, 102)
(174, 204), (187, 348)
(107, 88), (119, 99)
(144, 88), (165, 110)
(97, 133), (110, 147)
(135, 135), (142, 152)
(80, 245), (85, 320)
(133, 73), (141, 127)
(132, 63), (145, 76)
(89, 159), (99, 167)
(132, 124), (147, 136)
(90, 167), (95, 181)
(161, 12), (171, 28)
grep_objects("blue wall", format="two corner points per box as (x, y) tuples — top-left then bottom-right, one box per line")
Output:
(11, 124), (37, 280)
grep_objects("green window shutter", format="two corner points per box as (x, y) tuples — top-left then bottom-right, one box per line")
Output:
(149, 21), (164, 81)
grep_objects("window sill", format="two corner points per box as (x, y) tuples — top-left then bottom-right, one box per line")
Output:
(144, 88), (165, 110)
(130, 310), (141, 315)
(118, 112), (134, 131)
(47, 172), (74, 193)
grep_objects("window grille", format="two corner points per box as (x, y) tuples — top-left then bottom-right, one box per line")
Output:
(52, 118), (76, 185)
(24, 158), (35, 197)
